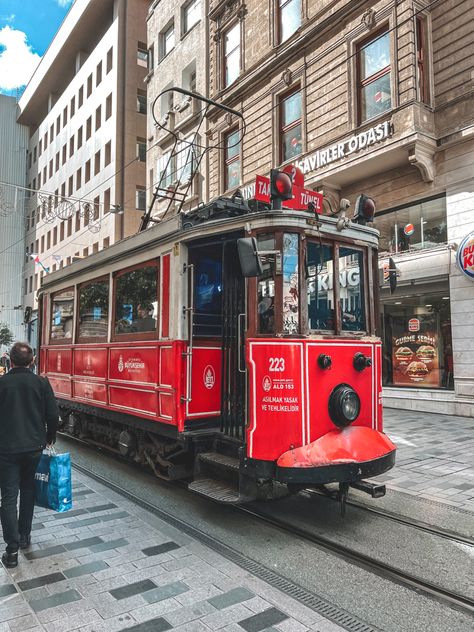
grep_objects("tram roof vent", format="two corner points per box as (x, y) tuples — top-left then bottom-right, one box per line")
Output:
(181, 196), (251, 229)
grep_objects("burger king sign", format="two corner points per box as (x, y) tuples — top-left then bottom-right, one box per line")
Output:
(457, 231), (474, 280)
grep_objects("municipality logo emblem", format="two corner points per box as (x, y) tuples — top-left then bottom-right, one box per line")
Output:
(203, 365), (215, 389)
(118, 355), (124, 372)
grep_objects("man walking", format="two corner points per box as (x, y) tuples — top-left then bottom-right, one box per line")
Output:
(0, 342), (58, 568)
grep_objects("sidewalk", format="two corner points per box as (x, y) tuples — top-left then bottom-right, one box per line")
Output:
(0, 471), (345, 632)
(378, 408), (473, 511)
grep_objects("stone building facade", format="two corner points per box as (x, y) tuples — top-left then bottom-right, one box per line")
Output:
(205, 0), (474, 415)
(17, 0), (149, 342)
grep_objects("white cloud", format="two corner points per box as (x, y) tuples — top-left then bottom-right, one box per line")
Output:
(56, 0), (73, 7)
(0, 26), (41, 91)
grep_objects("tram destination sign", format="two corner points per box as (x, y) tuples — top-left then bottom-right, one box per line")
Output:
(254, 175), (323, 211)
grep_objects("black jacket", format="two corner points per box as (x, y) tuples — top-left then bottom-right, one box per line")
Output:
(0, 367), (58, 453)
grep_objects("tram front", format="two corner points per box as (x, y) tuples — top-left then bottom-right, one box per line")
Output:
(239, 214), (396, 507)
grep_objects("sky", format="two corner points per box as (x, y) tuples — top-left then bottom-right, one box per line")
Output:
(0, 0), (73, 96)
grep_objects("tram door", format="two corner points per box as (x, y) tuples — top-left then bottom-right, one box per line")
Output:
(188, 238), (246, 440)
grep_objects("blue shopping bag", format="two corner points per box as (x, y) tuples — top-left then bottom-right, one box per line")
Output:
(35, 449), (73, 512)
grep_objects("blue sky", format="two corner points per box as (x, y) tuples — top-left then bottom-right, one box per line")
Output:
(0, 0), (73, 95)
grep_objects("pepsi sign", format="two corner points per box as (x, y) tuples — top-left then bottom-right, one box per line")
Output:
(457, 232), (474, 280)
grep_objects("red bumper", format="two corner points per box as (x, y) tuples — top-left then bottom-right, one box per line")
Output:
(276, 426), (396, 484)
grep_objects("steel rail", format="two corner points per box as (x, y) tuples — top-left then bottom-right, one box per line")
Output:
(63, 442), (474, 619)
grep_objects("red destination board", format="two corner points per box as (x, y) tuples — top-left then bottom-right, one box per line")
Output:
(254, 175), (323, 211)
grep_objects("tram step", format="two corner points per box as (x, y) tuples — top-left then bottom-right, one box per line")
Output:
(198, 452), (240, 471)
(188, 478), (241, 504)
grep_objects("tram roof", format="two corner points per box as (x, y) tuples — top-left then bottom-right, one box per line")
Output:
(40, 199), (379, 292)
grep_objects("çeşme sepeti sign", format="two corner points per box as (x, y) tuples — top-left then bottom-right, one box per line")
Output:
(457, 231), (474, 280)
(392, 332), (440, 387)
(293, 120), (393, 176)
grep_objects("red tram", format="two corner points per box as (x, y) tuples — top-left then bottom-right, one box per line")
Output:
(38, 195), (395, 510)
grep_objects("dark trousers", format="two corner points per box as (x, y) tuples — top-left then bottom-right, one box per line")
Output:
(0, 451), (42, 553)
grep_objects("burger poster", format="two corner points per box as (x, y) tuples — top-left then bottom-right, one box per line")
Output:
(392, 332), (440, 387)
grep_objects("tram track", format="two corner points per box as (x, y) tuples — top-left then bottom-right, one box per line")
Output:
(62, 438), (474, 620)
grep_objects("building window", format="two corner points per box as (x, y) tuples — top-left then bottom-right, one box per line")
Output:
(137, 138), (146, 162)
(148, 44), (155, 74)
(68, 176), (73, 196)
(377, 196), (447, 254)
(381, 288), (453, 390)
(76, 167), (82, 190)
(223, 22), (240, 87)
(158, 152), (174, 188)
(78, 86), (84, 107)
(106, 47), (113, 73)
(77, 127), (83, 148)
(183, 0), (201, 34)
(70, 96), (75, 118)
(278, 0), (301, 43)
(87, 74), (93, 97)
(416, 16), (430, 105)
(224, 128), (240, 190)
(86, 116), (92, 139)
(63, 106), (68, 127)
(105, 141), (112, 166)
(96, 61), (102, 86)
(104, 188), (111, 213)
(85, 159), (91, 183)
(93, 196), (100, 220)
(62, 144), (67, 165)
(357, 29), (391, 123)
(56, 115), (61, 136)
(136, 187), (146, 211)
(69, 137), (74, 157)
(94, 150), (100, 176)
(95, 105), (101, 131)
(105, 94), (112, 120)
(137, 42), (148, 67)
(160, 23), (175, 60)
(137, 90), (147, 114)
(279, 88), (302, 162)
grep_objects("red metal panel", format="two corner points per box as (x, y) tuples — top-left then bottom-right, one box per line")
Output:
(47, 348), (72, 375)
(247, 341), (305, 460)
(159, 345), (176, 387)
(109, 346), (158, 384)
(161, 254), (170, 338)
(159, 391), (175, 421)
(186, 346), (222, 419)
(48, 376), (72, 398)
(305, 341), (377, 443)
(74, 380), (107, 404)
(109, 385), (156, 416)
(73, 348), (108, 378)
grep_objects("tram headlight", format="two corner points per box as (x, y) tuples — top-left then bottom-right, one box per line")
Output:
(328, 384), (361, 428)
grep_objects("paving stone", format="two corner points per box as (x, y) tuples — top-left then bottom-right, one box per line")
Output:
(89, 538), (128, 553)
(52, 509), (88, 520)
(209, 587), (255, 610)
(126, 617), (173, 632)
(142, 541), (181, 557)
(0, 583), (16, 598)
(172, 621), (213, 632)
(63, 536), (104, 551)
(110, 578), (157, 600)
(18, 572), (65, 591)
(24, 545), (66, 560)
(239, 607), (288, 632)
(142, 581), (190, 604)
(63, 560), (109, 578)
(67, 612), (137, 632)
(64, 517), (101, 529)
(29, 588), (82, 612)
(201, 603), (255, 629)
(41, 608), (103, 632)
(165, 601), (216, 626)
(85, 502), (118, 513)
(129, 597), (183, 623)
(7, 614), (41, 631)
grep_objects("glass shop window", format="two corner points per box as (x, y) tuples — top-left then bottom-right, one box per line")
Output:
(78, 279), (109, 341)
(283, 233), (299, 334)
(338, 247), (366, 332)
(377, 196), (447, 254)
(50, 289), (74, 342)
(257, 234), (276, 335)
(307, 243), (335, 331)
(114, 265), (158, 336)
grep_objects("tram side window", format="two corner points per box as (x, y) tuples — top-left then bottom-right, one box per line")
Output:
(50, 289), (74, 341)
(338, 247), (366, 332)
(78, 279), (109, 340)
(114, 265), (158, 335)
(257, 234), (276, 335)
(193, 252), (223, 337)
(306, 243), (335, 331)
(283, 233), (299, 334)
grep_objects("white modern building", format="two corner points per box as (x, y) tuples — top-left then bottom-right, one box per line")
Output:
(0, 94), (29, 346)
(17, 0), (150, 344)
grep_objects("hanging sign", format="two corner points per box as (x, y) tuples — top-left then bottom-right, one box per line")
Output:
(457, 231), (474, 280)
(254, 175), (323, 211)
(392, 332), (440, 387)
(403, 223), (415, 237)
